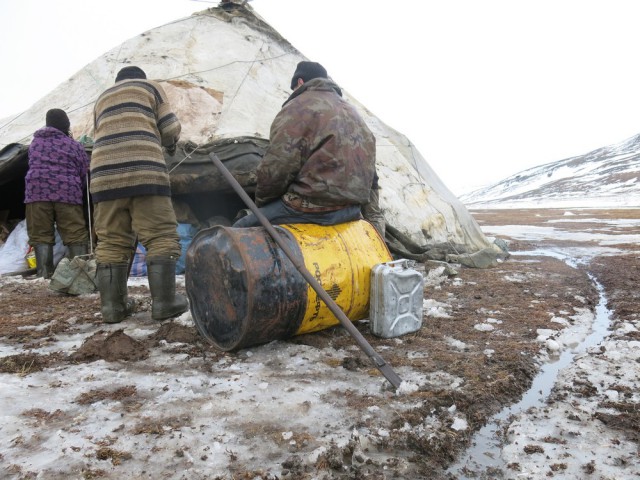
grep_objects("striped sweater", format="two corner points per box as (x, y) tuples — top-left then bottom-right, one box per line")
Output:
(90, 78), (181, 202)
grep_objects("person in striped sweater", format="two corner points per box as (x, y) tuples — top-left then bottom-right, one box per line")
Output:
(90, 66), (187, 324)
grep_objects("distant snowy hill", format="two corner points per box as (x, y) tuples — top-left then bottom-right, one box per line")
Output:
(461, 133), (640, 208)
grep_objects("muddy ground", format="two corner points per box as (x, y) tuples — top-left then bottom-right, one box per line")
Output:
(0, 208), (638, 479)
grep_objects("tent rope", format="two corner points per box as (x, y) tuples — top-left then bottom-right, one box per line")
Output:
(168, 142), (203, 174)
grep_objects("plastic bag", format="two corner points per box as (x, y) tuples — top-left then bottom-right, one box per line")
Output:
(130, 243), (147, 277)
(0, 220), (30, 274)
(176, 223), (198, 274)
(0, 220), (68, 275)
(25, 246), (36, 269)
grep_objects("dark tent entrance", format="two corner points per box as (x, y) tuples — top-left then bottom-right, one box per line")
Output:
(166, 137), (268, 227)
(0, 144), (29, 227)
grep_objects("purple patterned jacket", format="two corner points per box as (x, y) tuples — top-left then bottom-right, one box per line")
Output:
(24, 127), (90, 205)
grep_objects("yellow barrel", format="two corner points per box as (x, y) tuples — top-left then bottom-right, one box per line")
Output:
(280, 221), (392, 335)
(186, 220), (392, 351)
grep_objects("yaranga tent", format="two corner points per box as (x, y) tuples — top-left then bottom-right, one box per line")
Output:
(0, 3), (501, 265)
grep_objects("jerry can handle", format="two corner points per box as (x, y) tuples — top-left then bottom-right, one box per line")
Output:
(382, 258), (416, 270)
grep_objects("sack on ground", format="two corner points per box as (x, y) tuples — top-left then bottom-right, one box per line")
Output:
(49, 256), (97, 295)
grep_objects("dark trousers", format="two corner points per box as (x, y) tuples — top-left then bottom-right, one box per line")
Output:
(26, 201), (88, 246)
(232, 199), (362, 228)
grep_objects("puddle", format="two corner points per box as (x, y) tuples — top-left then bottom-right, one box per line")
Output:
(447, 249), (613, 478)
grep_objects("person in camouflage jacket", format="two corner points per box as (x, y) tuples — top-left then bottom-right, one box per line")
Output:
(233, 61), (376, 227)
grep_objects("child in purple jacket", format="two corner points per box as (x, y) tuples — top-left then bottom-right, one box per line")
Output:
(24, 108), (90, 278)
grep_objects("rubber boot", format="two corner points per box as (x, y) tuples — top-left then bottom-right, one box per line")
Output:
(96, 264), (135, 324)
(147, 256), (188, 321)
(34, 244), (55, 279)
(68, 243), (88, 259)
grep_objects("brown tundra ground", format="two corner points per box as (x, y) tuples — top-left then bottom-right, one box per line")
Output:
(0, 208), (638, 479)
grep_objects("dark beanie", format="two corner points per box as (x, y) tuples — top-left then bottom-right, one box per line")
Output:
(115, 66), (147, 82)
(45, 108), (70, 134)
(290, 61), (328, 90)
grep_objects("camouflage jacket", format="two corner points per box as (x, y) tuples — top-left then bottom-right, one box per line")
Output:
(255, 77), (376, 207)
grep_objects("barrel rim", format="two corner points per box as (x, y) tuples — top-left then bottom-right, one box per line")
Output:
(187, 224), (308, 351)
(186, 225), (253, 351)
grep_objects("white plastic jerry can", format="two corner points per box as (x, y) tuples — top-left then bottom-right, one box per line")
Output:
(370, 259), (425, 338)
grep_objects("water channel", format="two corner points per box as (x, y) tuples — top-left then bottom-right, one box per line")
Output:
(447, 249), (613, 478)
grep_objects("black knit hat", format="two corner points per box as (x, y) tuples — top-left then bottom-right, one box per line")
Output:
(290, 61), (328, 90)
(115, 66), (147, 82)
(45, 108), (70, 134)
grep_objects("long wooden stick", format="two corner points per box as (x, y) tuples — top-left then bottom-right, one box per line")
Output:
(209, 152), (402, 389)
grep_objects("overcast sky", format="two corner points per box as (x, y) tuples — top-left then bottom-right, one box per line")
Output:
(1, 0), (640, 195)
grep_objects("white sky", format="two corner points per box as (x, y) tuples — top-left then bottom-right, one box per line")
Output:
(1, 0), (640, 195)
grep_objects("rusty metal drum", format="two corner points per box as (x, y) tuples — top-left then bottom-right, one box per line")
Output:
(185, 220), (392, 351)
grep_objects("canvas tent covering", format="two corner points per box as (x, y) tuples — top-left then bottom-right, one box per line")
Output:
(0, 3), (499, 263)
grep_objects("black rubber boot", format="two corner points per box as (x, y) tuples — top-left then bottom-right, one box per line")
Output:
(96, 264), (135, 324)
(147, 256), (188, 321)
(68, 243), (88, 259)
(34, 244), (55, 279)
